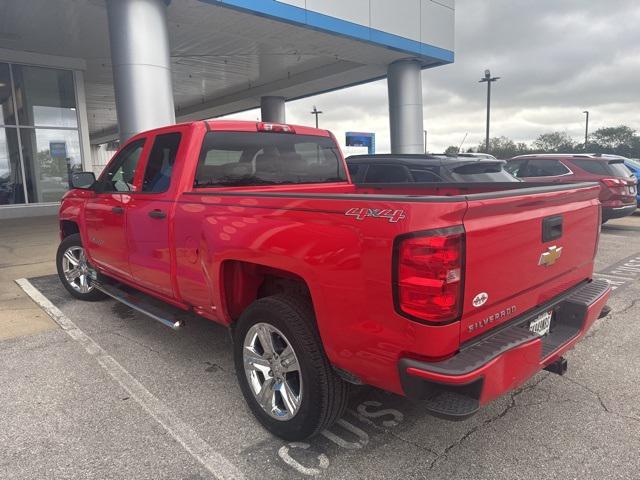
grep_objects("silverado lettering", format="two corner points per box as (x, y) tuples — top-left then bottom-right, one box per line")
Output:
(56, 120), (610, 441)
(468, 305), (517, 332)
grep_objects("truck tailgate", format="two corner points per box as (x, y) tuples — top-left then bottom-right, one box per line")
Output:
(460, 183), (601, 342)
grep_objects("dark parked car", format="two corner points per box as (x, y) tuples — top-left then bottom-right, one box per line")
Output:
(346, 154), (518, 184)
(505, 154), (637, 222)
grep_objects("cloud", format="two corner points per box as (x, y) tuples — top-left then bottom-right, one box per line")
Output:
(227, 0), (640, 153)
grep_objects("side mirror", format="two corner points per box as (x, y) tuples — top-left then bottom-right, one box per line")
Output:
(70, 171), (96, 189)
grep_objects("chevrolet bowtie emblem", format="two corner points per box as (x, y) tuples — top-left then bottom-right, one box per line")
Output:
(539, 245), (563, 267)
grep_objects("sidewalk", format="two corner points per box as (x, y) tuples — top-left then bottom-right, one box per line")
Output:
(0, 216), (59, 339)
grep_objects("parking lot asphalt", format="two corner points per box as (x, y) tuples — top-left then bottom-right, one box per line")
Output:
(2, 214), (640, 480)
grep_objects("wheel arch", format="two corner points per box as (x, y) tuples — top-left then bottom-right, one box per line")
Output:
(60, 220), (80, 239)
(219, 260), (316, 325)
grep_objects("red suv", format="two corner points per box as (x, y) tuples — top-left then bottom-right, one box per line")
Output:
(506, 154), (637, 222)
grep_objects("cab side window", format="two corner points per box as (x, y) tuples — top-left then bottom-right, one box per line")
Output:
(99, 139), (145, 192)
(142, 133), (182, 193)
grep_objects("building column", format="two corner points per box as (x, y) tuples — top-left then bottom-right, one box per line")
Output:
(387, 59), (424, 154)
(106, 0), (175, 142)
(260, 96), (286, 123)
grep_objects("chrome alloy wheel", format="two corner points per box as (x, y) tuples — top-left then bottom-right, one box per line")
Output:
(61, 245), (95, 294)
(243, 323), (303, 421)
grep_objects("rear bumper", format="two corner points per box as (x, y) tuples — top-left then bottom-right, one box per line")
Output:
(398, 279), (610, 419)
(602, 204), (637, 220)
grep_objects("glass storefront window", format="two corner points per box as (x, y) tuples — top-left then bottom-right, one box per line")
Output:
(20, 128), (82, 203)
(13, 65), (78, 128)
(0, 128), (25, 205)
(0, 63), (16, 126)
(0, 62), (83, 205)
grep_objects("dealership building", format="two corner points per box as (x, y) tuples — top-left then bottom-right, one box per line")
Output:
(0, 0), (454, 219)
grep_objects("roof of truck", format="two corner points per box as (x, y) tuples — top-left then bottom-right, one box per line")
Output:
(203, 119), (331, 137)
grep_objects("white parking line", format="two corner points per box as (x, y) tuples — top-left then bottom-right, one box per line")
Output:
(15, 278), (245, 480)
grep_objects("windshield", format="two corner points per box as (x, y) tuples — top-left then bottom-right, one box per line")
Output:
(626, 158), (640, 170)
(194, 132), (346, 187)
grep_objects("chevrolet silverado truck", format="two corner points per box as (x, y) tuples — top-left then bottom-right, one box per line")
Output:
(56, 120), (610, 440)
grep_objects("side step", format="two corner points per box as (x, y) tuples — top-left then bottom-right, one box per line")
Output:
(93, 281), (184, 330)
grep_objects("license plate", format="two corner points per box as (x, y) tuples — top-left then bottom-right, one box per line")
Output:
(529, 310), (552, 336)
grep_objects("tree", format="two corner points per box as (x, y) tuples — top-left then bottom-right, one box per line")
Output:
(444, 145), (459, 155)
(476, 136), (522, 159)
(590, 126), (637, 156)
(532, 132), (575, 153)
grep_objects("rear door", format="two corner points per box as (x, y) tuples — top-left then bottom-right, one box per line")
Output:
(125, 130), (184, 297)
(460, 183), (601, 342)
(84, 138), (146, 278)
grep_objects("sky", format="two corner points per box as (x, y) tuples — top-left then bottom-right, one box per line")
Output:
(225, 0), (640, 154)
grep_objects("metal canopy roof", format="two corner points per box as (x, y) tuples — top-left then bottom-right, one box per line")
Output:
(0, 0), (454, 143)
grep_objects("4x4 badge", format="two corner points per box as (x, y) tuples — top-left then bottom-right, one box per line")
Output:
(345, 207), (406, 223)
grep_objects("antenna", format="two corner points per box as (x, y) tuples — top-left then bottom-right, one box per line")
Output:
(458, 132), (468, 153)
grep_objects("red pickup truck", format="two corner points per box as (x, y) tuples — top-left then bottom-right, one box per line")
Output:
(57, 120), (610, 440)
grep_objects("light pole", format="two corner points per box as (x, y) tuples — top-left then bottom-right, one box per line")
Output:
(423, 130), (428, 154)
(583, 111), (589, 151)
(311, 105), (323, 128)
(479, 69), (500, 153)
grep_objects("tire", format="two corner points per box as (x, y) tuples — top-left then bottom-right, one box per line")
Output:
(233, 293), (349, 440)
(56, 233), (107, 301)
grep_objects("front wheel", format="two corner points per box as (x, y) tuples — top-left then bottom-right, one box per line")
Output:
(56, 233), (106, 301)
(233, 294), (349, 440)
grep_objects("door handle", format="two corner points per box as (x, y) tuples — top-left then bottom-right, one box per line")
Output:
(148, 209), (166, 219)
(112, 206), (124, 214)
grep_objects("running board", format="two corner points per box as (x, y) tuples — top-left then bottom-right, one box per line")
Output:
(93, 281), (184, 330)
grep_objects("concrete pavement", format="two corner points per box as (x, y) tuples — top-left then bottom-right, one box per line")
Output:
(0, 216), (58, 340)
(1, 213), (639, 479)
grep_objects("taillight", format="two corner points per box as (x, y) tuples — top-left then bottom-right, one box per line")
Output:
(256, 122), (295, 133)
(601, 178), (625, 187)
(394, 226), (464, 324)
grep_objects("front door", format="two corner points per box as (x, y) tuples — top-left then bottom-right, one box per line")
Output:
(84, 139), (146, 278)
(126, 131), (183, 297)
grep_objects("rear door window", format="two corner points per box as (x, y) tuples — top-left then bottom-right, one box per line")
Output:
(409, 168), (443, 182)
(363, 164), (411, 183)
(521, 159), (571, 177)
(141, 132), (182, 193)
(449, 162), (519, 182)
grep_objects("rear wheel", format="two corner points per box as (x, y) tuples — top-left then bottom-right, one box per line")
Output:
(233, 293), (349, 440)
(56, 234), (106, 301)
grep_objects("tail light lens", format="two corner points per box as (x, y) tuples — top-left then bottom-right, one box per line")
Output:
(601, 178), (625, 187)
(394, 227), (464, 323)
